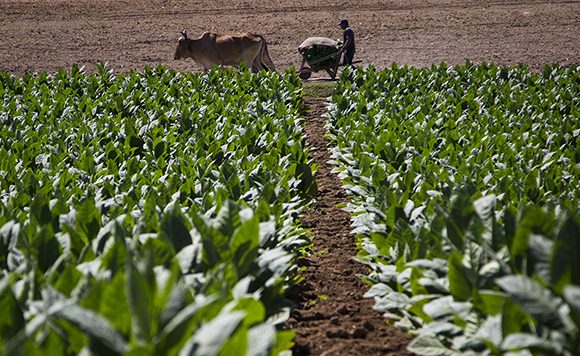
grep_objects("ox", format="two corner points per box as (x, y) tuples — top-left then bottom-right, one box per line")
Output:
(174, 29), (275, 72)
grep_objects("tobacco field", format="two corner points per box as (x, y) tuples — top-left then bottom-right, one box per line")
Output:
(328, 63), (579, 355)
(0, 65), (314, 355)
(0, 62), (578, 355)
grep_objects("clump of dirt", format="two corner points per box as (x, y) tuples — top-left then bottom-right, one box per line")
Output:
(283, 85), (413, 355)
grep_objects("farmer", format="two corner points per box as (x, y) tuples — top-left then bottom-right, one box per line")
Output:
(338, 18), (356, 66)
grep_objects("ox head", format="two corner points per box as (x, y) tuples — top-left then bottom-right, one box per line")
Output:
(174, 29), (189, 60)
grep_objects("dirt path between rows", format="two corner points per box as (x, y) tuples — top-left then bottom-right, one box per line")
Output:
(283, 84), (413, 355)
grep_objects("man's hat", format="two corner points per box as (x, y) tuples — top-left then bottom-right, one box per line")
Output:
(338, 19), (349, 27)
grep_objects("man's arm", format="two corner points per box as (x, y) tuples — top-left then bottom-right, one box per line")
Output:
(339, 30), (353, 53)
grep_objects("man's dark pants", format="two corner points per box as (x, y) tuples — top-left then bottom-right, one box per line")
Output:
(343, 51), (355, 66)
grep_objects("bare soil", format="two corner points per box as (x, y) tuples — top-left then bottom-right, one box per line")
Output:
(284, 97), (413, 355)
(1, 1), (578, 354)
(0, 1), (578, 76)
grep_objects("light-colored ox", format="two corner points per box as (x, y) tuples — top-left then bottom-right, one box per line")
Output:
(174, 29), (275, 72)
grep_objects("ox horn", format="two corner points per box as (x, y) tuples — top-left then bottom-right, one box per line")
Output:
(181, 29), (188, 40)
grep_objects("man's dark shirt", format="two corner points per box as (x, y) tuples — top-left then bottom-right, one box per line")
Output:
(343, 27), (355, 54)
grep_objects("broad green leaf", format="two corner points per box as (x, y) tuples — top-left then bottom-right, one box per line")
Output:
(213, 200), (241, 237)
(231, 216), (260, 277)
(0, 276), (25, 340)
(76, 198), (102, 243)
(501, 300), (532, 336)
(295, 162), (318, 198)
(52, 263), (82, 297)
(100, 271), (131, 337)
(54, 304), (129, 354)
(180, 311), (245, 356)
(501, 333), (560, 354)
(472, 290), (506, 316)
(408, 335), (455, 355)
(157, 299), (216, 354)
(422, 296), (472, 321)
(563, 285), (580, 327)
(496, 275), (563, 328)
(160, 205), (192, 253)
(219, 324), (248, 356)
(447, 252), (472, 301)
(415, 321), (462, 337)
(473, 315), (502, 349)
(247, 323), (276, 356)
(126, 258), (154, 343)
(31, 225), (61, 273)
(30, 191), (52, 226)
(271, 329), (295, 355)
(551, 215), (580, 293)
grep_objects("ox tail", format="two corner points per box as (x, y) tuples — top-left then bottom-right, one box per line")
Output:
(257, 35), (276, 71)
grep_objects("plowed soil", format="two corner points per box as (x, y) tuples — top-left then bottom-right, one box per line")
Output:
(0, 0), (578, 75)
(1, 1), (578, 355)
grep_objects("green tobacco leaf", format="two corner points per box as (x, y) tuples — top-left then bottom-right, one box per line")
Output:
(295, 162), (318, 198)
(473, 290), (506, 316)
(229, 298), (265, 327)
(511, 207), (553, 264)
(415, 321), (462, 338)
(473, 194), (495, 222)
(100, 272), (131, 337)
(496, 275), (562, 329)
(31, 225), (61, 273)
(447, 252), (473, 301)
(271, 329), (295, 356)
(100, 234), (127, 276)
(160, 204), (192, 253)
(527, 234), (552, 284)
(563, 285), (580, 327)
(501, 332), (560, 354)
(213, 200), (241, 237)
(422, 296), (472, 321)
(231, 217), (260, 277)
(0, 276), (25, 340)
(182, 311), (245, 356)
(219, 324), (248, 356)
(551, 215), (580, 293)
(256, 247), (292, 278)
(473, 315), (502, 349)
(54, 304), (129, 354)
(52, 263), (82, 297)
(247, 323), (276, 356)
(0, 221), (19, 268)
(76, 198), (102, 243)
(407, 335), (455, 355)
(501, 299), (531, 336)
(126, 257), (154, 343)
(30, 191), (52, 226)
(445, 192), (475, 250)
(563, 285), (580, 314)
(156, 296), (217, 354)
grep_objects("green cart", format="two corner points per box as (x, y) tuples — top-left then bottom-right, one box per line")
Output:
(297, 37), (342, 80)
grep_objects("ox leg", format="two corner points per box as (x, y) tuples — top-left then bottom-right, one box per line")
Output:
(248, 57), (262, 73)
(251, 60), (261, 72)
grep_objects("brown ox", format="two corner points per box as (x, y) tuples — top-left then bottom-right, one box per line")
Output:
(174, 29), (275, 72)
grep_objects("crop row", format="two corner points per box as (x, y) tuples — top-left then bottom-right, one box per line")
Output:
(327, 63), (579, 355)
(0, 65), (314, 355)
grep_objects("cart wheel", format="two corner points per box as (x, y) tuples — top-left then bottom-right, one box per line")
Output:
(299, 67), (312, 80)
